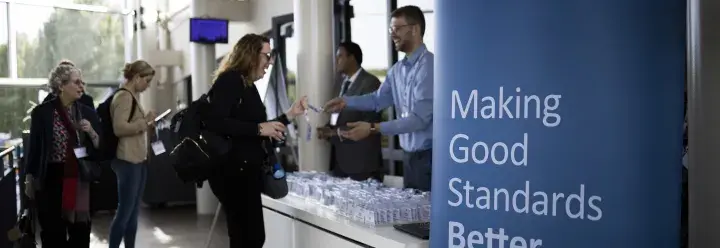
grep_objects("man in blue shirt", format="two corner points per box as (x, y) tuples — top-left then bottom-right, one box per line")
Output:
(323, 5), (434, 191)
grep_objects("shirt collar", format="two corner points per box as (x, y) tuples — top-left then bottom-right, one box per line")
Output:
(403, 43), (427, 66)
(345, 67), (363, 83)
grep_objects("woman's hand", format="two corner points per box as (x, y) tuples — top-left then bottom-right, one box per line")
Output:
(24, 175), (34, 200)
(80, 119), (101, 148)
(286, 96), (308, 119)
(79, 119), (95, 135)
(259, 121), (286, 141)
(144, 110), (157, 128)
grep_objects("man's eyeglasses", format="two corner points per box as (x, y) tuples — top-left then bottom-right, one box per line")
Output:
(388, 24), (416, 34)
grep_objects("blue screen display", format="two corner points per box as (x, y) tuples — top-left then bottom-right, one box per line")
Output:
(190, 18), (229, 44)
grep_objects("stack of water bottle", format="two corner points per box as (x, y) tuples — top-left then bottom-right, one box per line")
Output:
(286, 171), (431, 227)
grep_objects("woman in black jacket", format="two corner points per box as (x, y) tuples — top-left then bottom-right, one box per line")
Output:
(204, 33), (307, 248)
(24, 62), (102, 248)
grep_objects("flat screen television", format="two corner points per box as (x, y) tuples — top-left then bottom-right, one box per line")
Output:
(189, 18), (229, 44)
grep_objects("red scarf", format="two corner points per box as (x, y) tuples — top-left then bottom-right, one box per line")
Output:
(53, 101), (80, 212)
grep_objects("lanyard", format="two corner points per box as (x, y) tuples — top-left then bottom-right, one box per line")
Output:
(402, 49), (428, 115)
(71, 105), (82, 148)
(304, 103), (323, 141)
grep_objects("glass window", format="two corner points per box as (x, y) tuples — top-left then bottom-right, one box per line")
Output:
(0, 3), (8, 78)
(0, 86), (43, 139)
(14, 4), (126, 81)
(35, 0), (127, 9)
(396, 0), (435, 60)
(284, 27), (298, 104)
(397, 0), (434, 11)
(168, 0), (191, 15)
(351, 0), (389, 80)
(84, 84), (116, 106)
(351, 0), (390, 147)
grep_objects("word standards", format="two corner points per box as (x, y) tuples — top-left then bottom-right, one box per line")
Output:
(445, 86), (604, 248)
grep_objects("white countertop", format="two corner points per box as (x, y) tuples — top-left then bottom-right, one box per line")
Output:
(262, 194), (429, 248)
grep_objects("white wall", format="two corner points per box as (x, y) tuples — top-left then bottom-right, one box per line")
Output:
(166, 0), (293, 79)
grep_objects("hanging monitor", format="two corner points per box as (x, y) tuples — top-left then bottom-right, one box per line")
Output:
(189, 18), (229, 44)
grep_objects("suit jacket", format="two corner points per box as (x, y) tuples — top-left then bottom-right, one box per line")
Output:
(330, 69), (383, 174)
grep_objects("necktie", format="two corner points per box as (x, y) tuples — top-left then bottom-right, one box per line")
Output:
(339, 80), (352, 96)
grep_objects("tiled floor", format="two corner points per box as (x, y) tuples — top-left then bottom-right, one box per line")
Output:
(89, 205), (229, 248)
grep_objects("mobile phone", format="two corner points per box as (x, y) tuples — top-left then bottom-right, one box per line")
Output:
(154, 109), (172, 122)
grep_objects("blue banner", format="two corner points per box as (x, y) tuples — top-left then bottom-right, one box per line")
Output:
(430, 1), (686, 247)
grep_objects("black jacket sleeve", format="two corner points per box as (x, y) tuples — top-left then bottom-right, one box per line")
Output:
(272, 114), (291, 126)
(203, 72), (261, 137)
(79, 105), (102, 161)
(26, 106), (44, 176)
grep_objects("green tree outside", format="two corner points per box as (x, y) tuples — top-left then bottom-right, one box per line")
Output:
(0, 0), (125, 138)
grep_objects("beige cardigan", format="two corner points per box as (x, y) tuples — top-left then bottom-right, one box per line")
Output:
(110, 89), (148, 164)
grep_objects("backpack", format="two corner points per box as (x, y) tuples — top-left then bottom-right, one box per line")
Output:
(169, 90), (231, 187)
(96, 88), (137, 161)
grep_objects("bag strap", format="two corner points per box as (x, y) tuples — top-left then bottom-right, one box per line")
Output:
(114, 88), (138, 122)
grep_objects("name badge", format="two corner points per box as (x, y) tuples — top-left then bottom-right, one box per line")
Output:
(151, 141), (166, 155)
(330, 113), (340, 126)
(73, 147), (88, 158)
(401, 112), (409, 118)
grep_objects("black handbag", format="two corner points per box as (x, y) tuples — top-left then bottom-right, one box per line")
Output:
(260, 140), (288, 199)
(170, 130), (229, 186)
(78, 158), (101, 182)
(169, 86), (233, 187)
(261, 164), (289, 199)
(74, 106), (101, 182)
(7, 208), (37, 248)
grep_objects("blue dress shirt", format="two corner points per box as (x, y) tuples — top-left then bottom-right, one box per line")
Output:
(344, 44), (434, 152)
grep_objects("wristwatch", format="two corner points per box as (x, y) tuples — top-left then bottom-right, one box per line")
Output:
(370, 123), (377, 133)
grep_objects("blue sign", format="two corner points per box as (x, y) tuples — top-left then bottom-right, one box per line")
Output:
(430, 1), (686, 247)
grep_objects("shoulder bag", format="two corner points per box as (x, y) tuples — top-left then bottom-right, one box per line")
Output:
(260, 139), (288, 199)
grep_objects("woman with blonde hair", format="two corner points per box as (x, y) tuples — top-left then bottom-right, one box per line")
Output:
(24, 61), (101, 247)
(203, 33), (307, 248)
(107, 60), (156, 248)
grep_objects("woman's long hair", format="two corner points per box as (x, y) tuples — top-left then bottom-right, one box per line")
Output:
(213, 34), (270, 85)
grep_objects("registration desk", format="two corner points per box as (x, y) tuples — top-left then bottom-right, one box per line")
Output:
(262, 194), (429, 248)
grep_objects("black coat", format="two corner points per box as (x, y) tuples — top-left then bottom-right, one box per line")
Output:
(25, 98), (102, 190)
(204, 70), (290, 167)
(203, 70), (289, 247)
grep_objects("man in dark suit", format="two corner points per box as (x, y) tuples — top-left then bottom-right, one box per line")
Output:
(318, 41), (383, 181)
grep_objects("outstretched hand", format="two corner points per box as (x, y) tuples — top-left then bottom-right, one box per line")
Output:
(286, 96), (308, 119)
(340, 121), (371, 141)
(323, 97), (346, 113)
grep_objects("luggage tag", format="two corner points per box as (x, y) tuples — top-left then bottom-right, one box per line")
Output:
(73, 147), (89, 158)
(151, 142), (166, 155)
(151, 127), (166, 155)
